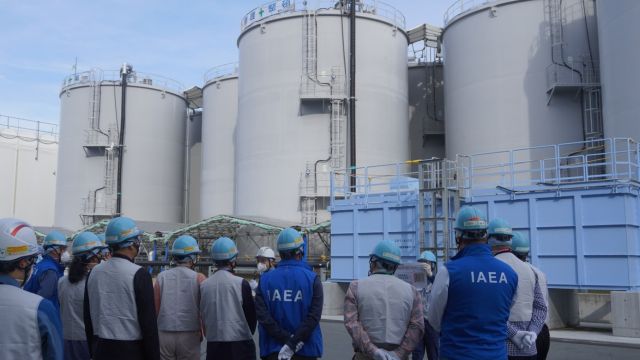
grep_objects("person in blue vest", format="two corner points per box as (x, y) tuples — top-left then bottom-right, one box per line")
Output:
(58, 231), (107, 360)
(427, 206), (518, 360)
(84, 217), (160, 360)
(24, 230), (68, 311)
(0, 218), (64, 360)
(412, 250), (439, 360)
(255, 227), (323, 360)
(201, 236), (256, 360)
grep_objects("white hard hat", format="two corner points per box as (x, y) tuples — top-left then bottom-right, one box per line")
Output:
(0, 218), (39, 262)
(256, 246), (276, 260)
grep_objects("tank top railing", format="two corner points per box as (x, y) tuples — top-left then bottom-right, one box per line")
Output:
(62, 69), (184, 94)
(444, 0), (492, 25)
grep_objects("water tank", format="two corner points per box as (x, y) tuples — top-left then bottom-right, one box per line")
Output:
(55, 68), (187, 230)
(596, 0), (640, 141)
(236, 1), (409, 223)
(442, 0), (598, 158)
(201, 64), (239, 218)
(408, 62), (445, 160)
(0, 118), (58, 226)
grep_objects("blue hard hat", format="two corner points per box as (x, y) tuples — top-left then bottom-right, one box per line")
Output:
(488, 218), (513, 237)
(277, 228), (304, 252)
(105, 217), (142, 245)
(96, 233), (106, 244)
(419, 250), (436, 263)
(210, 237), (238, 261)
(511, 232), (530, 256)
(71, 232), (103, 255)
(455, 206), (488, 231)
(43, 231), (67, 248)
(370, 240), (402, 265)
(172, 235), (201, 256)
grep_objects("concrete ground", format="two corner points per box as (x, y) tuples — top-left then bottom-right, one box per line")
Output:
(199, 320), (640, 359)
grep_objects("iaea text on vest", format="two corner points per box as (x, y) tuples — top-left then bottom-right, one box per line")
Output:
(268, 289), (303, 302)
(470, 271), (509, 284)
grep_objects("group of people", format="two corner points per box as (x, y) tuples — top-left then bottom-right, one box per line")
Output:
(0, 204), (550, 360)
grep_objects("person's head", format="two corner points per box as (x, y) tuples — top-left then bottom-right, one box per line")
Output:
(454, 206), (488, 250)
(369, 240), (402, 275)
(0, 218), (40, 285)
(256, 246), (276, 273)
(277, 228), (305, 261)
(42, 231), (68, 263)
(96, 233), (111, 260)
(418, 250), (437, 275)
(69, 232), (107, 283)
(511, 232), (530, 262)
(487, 218), (514, 254)
(171, 235), (201, 269)
(210, 237), (238, 270)
(105, 217), (143, 260)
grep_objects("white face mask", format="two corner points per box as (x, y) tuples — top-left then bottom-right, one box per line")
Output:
(61, 251), (72, 264)
(257, 262), (269, 274)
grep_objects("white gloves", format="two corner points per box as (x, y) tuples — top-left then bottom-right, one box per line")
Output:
(249, 279), (258, 291)
(278, 342), (304, 360)
(373, 349), (400, 360)
(523, 331), (537, 348)
(278, 345), (295, 360)
(512, 331), (537, 350)
(511, 331), (528, 350)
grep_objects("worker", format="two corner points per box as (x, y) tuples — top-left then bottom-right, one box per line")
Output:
(58, 231), (107, 360)
(412, 250), (439, 360)
(488, 218), (547, 360)
(255, 227), (324, 360)
(0, 218), (64, 360)
(23, 230), (68, 311)
(84, 216), (160, 360)
(511, 232), (550, 360)
(154, 235), (207, 360)
(250, 246), (277, 292)
(427, 206), (518, 359)
(200, 236), (256, 360)
(344, 240), (424, 360)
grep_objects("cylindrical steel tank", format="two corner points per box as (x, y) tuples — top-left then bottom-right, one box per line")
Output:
(409, 62), (445, 160)
(236, 1), (409, 223)
(596, 0), (640, 141)
(442, 0), (598, 158)
(55, 69), (186, 230)
(201, 64), (239, 218)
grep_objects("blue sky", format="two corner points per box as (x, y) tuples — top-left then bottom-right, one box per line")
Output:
(0, 0), (451, 124)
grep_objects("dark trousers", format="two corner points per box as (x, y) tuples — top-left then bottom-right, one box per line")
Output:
(536, 324), (550, 360)
(64, 340), (90, 360)
(509, 356), (537, 360)
(412, 319), (440, 360)
(262, 354), (316, 360)
(207, 340), (256, 360)
(91, 338), (144, 360)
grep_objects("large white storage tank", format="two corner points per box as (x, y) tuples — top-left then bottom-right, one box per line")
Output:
(236, 1), (409, 224)
(442, 0), (599, 158)
(0, 117), (58, 226)
(55, 68), (187, 230)
(596, 0), (640, 141)
(201, 64), (239, 218)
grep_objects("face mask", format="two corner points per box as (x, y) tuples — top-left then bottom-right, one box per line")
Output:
(257, 262), (268, 274)
(61, 251), (72, 264)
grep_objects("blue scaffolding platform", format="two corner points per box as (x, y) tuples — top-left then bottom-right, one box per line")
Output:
(329, 138), (640, 290)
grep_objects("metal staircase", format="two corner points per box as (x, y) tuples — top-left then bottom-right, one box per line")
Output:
(417, 159), (461, 262)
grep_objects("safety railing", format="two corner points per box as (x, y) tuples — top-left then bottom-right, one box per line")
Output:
(330, 138), (640, 206)
(62, 69), (184, 94)
(546, 59), (600, 89)
(0, 114), (58, 143)
(241, 0), (405, 31)
(444, 0), (492, 25)
(204, 62), (239, 84)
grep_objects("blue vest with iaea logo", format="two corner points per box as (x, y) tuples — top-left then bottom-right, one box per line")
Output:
(440, 244), (517, 360)
(23, 255), (65, 311)
(257, 259), (323, 358)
